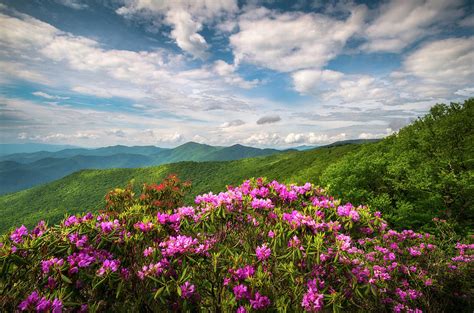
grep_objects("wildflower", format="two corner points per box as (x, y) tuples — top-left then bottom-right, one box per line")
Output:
(18, 291), (39, 311)
(302, 289), (324, 312)
(31, 221), (47, 238)
(236, 306), (247, 313)
(143, 247), (155, 257)
(36, 297), (51, 312)
(97, 259), (120, 276)
(52, 299), (63, 313)
(234, 265), (255, 280)
(268, 230), (275, 238)
(180, 281), (196, 299)
(233, 284), (249, 300)
(250, 292), (270, 310)
(134, 221), (154, 232)
(41, 257), (64, 274)
(10, 225), (28, 244)
(256, 243), (271, 261)
(68, 233), (88, 248)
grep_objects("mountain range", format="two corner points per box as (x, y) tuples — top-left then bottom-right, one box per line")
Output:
(0, 142), (286, 194)
(0, 142), (364, 233)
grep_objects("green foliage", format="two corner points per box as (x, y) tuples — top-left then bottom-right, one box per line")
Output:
(321, 98), (474, 233)
(0, 144), (360, 233)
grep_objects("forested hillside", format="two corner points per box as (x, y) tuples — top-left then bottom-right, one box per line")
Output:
(0, 144), (359, 233)
(321, 99), (473, 233)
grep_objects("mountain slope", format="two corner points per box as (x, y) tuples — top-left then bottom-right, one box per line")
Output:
(0, 143), (362, 233)
(0, 143), (284, 195)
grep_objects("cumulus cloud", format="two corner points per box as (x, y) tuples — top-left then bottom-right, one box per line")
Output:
(256, 115), (281, 125)
(230, 5), (367, 72)
(116, 0), (238, 59)
(391, 36), (474, 99)
(402, 37), (474, 84)
(106, 129), (127, 138)
(220, 119), (245, 128)
(292, 69), (344, 94)
(142, 130), (184, 144)
(212, 60), (259, 89)
(242, 132), (347, 146)
(363, 0), (464, 52)
(292, 69), (394, 104)
(32, 91), (69, 100)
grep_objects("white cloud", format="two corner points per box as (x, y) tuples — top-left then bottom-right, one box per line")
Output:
(116, 0), (238, 59)
(292, 69), (394, 104)
(230, 5), (367, 72)
(358, 128), (393, 140)
(363, 0), (464, 52)
(241, 132), (348, 146)
(55, 0), (88, 10)
(292, 69), (344, 94)
(455, 87), (474, 97)
(220, 119), (245, 128)
(402, 37), (474, 84)
(391, 37), (474, 99)
(32, 91), (69, 100)
(212, 60), (259, 89)
(0, 61), (52, 85)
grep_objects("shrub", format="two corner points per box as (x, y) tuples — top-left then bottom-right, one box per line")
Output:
(1, 176), (472, 312)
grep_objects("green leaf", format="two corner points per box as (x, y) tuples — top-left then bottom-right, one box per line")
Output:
(61, 274), (72, 284)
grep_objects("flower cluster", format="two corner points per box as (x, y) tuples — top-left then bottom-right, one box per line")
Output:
(1, 177), (472, 312)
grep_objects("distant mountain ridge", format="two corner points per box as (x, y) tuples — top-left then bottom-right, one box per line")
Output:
(0, 143), (80, 155)
(0, 142), (283, 194)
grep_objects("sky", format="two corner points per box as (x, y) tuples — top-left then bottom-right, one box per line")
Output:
(0, 0), (473, 148)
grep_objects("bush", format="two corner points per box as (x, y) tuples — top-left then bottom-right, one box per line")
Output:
(1, 176), (472, 312)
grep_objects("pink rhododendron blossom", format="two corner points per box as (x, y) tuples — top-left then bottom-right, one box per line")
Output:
(256, 243), (271, 261)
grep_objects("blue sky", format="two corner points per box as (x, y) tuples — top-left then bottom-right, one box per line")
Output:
(0, 0), (473, 148)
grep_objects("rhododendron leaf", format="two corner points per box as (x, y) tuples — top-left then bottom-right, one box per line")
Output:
(154, 286), (165, 300)
(61, 274), (72, 284)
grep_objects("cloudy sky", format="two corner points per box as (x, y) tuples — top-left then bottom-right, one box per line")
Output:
(0, 0), (473, 148)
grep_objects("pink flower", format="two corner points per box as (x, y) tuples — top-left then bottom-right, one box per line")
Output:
(143, 247), (155, 257)
(134, 221), (154, 232)
(236, 306), (247, 313)
(233, 284), (249, 300)
(68, 233), (88, 248)
(18, 291), (39, 311)
(36, 297), (51, 312)
(268, 230), (275, 238)
(256, 243), (271, 261)
(180, 281), (196, 299)
(234, 265), (255, 280)
(250, 292), (270, 309)
(52, 299), (63, 313)
(97, 259), (120, 276)
(10, 225), (28, 244)
(302, 289), (324, 312)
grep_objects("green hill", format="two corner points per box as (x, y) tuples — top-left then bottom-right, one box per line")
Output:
(0, 142), (284, 194)
(0, 143), (361, 233)
(321, 99), (474, 233)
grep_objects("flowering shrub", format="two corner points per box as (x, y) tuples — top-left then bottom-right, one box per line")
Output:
(1, 176), (472, 312)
